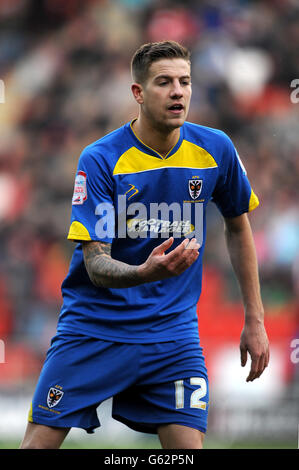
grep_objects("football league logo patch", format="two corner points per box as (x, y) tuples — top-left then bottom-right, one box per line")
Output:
(47, 387), (64, 408)
(72, 170), (87, 205)
(189, 179), (202, 200)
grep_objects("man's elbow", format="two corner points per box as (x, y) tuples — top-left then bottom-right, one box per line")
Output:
(224, 213), (250, 235)
(84, 263), (107, 288)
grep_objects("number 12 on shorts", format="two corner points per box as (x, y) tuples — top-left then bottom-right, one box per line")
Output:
(174, 378), (207, 410)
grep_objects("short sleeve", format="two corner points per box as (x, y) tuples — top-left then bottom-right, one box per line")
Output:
(212, 134), (259, 218)
(67, 147), (115, 243)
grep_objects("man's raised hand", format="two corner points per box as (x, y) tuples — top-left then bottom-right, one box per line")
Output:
(138, 236), (200, 283)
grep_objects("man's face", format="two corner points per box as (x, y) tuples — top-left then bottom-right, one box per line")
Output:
(136, 58), (192, 132)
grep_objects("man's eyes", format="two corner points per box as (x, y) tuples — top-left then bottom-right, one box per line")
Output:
(157, 80), (191, 86)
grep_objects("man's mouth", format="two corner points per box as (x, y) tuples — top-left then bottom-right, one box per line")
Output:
(168, 103), (184, 113)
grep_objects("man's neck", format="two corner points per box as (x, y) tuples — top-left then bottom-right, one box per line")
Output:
(132, 117), (180, 158)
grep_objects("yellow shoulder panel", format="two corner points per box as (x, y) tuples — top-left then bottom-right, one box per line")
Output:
(113, 147), (163, 175)
(67, 221), (91, 241)
(170, 140), (218, 169)
(113, 140), (218, 175)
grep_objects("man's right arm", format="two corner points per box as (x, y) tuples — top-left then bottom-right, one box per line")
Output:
(83, 240), (143, 288)
(82, 237), (200, 289)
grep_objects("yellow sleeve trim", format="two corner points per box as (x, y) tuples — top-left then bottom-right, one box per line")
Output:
(67, 221), (91, 241)
(248, 190), (259, 212)
(28, 402), (33, 423)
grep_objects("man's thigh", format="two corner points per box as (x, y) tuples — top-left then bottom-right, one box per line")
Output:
(158, 423), (204, 449)
(112, 338), (209, 438)
(20, 422), (70, 449)
(28, 333), (140, 433)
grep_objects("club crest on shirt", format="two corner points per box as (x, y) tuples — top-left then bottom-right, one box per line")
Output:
(188, 179), (202, 200)
(72, 170), (87, 205)
(47, 387), (64, 408)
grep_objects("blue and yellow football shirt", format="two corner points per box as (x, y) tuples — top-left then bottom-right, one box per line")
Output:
(57, 120), (259, 342)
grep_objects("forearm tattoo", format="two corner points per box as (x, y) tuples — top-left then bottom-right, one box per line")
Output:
(82, 241), (142, 288)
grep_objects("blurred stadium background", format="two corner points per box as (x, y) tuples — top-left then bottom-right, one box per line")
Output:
(0, 0), (298, 449)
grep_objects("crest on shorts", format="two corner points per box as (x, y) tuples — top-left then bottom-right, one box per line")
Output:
(189, 179), (202, 200)
(47, 387), (64, 408)
(72, 170), (87, 205)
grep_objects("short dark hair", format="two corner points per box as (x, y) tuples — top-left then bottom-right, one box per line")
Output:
(131, 40), (191, 84)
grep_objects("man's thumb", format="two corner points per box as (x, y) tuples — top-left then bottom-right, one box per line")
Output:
(240, 347), (247, 367)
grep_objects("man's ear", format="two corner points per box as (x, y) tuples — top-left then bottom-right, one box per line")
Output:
(131, 83), (144, 104)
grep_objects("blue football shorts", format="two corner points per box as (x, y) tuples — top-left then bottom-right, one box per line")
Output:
(28, 333), (209, 434)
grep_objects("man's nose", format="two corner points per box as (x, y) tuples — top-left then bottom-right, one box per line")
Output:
(170, 80), (183, 98)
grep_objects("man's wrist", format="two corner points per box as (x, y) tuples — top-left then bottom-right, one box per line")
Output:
(244, 309), (265, 325)
(136, 263), (148, 283)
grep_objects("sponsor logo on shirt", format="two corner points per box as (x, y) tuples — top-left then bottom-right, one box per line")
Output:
(127, 218), (194, 236)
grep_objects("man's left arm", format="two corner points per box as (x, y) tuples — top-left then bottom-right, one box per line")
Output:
(224, 213), (270, 382)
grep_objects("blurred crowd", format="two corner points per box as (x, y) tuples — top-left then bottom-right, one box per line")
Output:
(0, 0), (298, 378)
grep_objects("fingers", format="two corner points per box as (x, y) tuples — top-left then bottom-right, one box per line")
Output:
(148, 237), (200, 280)
(154, 237), (200, 256)
(240, 324), (270, 382)
(166, 237), (200, 258)
(240, 347), (247, 368)
(164, 237), (200, 269)
(185, 237), (201, 251)
(152, 237), (174, 255)
(246, 355), (259, 382)
(265, 347), (270, 368)
(246, 351), (269, 382)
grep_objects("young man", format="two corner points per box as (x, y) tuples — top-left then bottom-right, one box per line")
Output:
(21, 41), (269, 449)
